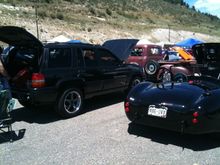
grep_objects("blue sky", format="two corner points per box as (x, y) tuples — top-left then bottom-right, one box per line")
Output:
(184, 0), (220, 18)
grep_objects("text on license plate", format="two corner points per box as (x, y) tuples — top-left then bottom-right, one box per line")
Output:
(148, 105), (167, 118)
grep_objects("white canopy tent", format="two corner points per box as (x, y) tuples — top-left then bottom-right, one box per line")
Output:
(136, 39), (154, 45)
(47, 35), (71, 43)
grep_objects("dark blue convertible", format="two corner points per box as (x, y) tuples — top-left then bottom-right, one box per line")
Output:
(125, 76), (220, 134)
(124, 43), (220, 134)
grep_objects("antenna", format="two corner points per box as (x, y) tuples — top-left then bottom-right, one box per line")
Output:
(35, 0), (39, 39)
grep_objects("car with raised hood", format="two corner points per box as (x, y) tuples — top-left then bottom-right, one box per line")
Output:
(103, 39), (164, 80)
(156, 46), (199, 82)
(0, 26), (144, 118)
(125, 75), (220, 134)
(103, 39), (200, 82)
(157, 43), (220, 82)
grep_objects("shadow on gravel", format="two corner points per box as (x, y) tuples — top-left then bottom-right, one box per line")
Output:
(0, 129), (26, 144)
(10, 92), (125, 124)
(128, 122), (220, 151)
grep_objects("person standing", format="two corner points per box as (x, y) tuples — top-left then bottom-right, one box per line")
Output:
(0, 46), (11, 98)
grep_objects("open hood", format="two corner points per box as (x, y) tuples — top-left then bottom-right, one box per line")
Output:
(192, 43), (220, 61)
(192, 43), (220, 78)
(0, 26), (43, 48)
(102, 39), (139, 61)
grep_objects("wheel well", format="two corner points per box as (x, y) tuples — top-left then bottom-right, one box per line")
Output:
(131, 74), (142, 81)
(57, 81), (84, 98)
(173, 73), (188, 82)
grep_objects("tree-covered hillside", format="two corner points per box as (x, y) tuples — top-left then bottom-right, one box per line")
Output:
(0, 0), (219, 42)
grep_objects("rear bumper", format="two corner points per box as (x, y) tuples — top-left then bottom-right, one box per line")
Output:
(11, 86), (58, 105)
(126, 111), (220, 134)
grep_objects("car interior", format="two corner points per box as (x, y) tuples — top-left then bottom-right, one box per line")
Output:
(2, 46), (37, 87)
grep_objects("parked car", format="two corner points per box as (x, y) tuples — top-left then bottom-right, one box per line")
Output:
(124, 76), (220, 134)
(104, 39), (201, 83)
(103, 39), (164, 80)
(0, 26), (145, 118)
(158, 43), (220, 82)
(126, 43), (164, 76)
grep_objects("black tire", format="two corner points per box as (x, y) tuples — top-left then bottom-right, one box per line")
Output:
(157, 68), (173, 83)
(55, 88), (83, 118)
(174, 73), (188, 82)
(145, 60), (160, 75)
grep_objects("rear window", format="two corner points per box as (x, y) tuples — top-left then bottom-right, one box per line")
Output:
(48, 48), (71, 68)
(131, 48), (143, 56)
(82, 49), (97, 67)
(148, 47), (162, 56)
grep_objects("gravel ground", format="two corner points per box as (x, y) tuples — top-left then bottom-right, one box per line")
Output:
(1, 93), (220, 165)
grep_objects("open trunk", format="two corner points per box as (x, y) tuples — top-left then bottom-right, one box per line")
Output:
(0, 26), (43, 88)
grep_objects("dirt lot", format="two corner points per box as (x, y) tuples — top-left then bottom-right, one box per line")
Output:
(1, 93), (220, 165)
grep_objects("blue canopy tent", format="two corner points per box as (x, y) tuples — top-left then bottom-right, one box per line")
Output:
(175, 38), (204, 48)
(67, 40), (81, 43)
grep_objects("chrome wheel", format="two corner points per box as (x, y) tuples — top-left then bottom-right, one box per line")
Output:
(56, 88), (83, 118)
(64, 90), (82, 114)
(161, 70), (172, 82)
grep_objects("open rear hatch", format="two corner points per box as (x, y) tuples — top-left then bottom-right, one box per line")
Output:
(0, 26), (43, 87)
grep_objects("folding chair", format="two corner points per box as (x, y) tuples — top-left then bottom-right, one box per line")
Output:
(0, 89), (15, 142)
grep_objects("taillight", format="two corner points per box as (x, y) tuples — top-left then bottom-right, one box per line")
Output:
(188, 80), (194, 84)
(192, 111), (199, 124)
(192, 118), (198, 124)
(124, 101), (130, 112)
(193, 112), (199, 118)
(31, 73), (45, 88)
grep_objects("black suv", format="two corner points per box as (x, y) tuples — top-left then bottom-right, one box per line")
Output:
(0, 26), (144, 118)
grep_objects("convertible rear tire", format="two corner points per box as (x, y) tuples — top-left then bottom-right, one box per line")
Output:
(55, 88), (83, 118)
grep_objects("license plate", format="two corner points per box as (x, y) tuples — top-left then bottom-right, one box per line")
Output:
(148, 105), (167, 118)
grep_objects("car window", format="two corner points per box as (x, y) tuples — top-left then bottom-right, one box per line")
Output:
(82, 49), (97, 67)
(148, 47), (162, 56)
(76, 48), (84, 67)
(131, 48), (143, 56)
(97, 49), (119, 67)
(48, 48), (71, 68)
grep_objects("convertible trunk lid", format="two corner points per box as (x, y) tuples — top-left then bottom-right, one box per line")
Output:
(137, 83), (205, 113)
